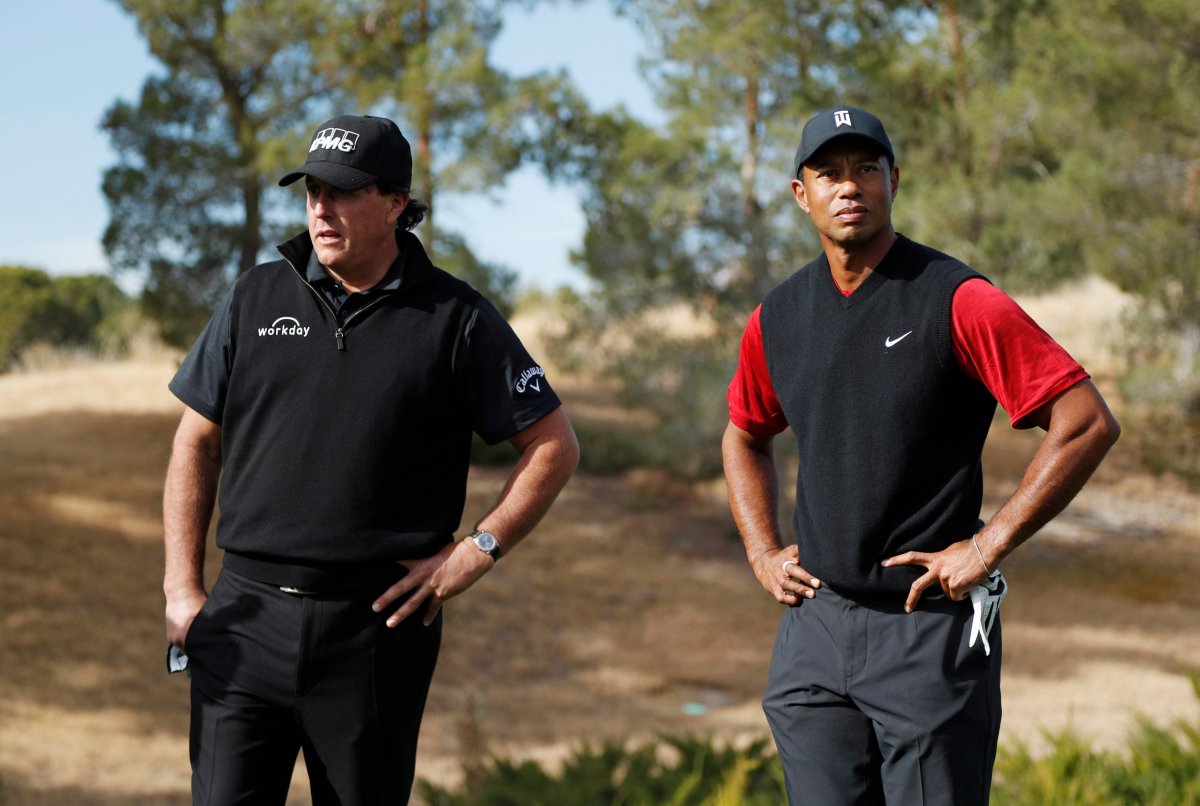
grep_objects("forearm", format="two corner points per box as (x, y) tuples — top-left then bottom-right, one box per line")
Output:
(722, 422), (784, 564)
(475, 407), (579, 553)
(373, 409), (578, 627)
(978, 380), (1120, 567)
(163, 415), (222, 598)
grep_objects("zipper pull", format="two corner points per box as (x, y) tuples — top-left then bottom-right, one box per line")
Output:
(335, 328), (345, 351)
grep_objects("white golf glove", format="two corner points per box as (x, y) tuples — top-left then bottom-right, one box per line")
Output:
(968, 571), (1007, 656)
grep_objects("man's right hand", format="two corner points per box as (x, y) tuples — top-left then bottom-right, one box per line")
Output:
(162, 407), (221, 650)
(165, 588), (207, 649)
(752, 547), (821, 605)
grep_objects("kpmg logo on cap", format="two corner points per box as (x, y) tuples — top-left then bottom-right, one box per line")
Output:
(310, 127), (360, 154)
(833, 110), (853, 128)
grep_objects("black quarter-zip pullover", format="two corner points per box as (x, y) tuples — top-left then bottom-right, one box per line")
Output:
(170, 230), (560, 567)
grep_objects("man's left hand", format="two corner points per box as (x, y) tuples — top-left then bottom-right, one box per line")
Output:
(881, 538), (991, 613)
(373, 539), (494, 627)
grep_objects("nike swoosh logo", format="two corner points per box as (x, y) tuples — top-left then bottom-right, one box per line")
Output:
(884, 330), (913, 348)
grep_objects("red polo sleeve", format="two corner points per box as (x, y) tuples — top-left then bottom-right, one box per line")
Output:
(951, 279), (1090, 429)
(727, 305), (789, 436)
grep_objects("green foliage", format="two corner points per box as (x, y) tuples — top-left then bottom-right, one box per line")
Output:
(993, 675), (1200, 805)
(103, 0), (330, 348)
(106, 0), (566, 349)
(1123, 404), (1200, 487)
(417, 735), (787, 806)
(546, 285), (736, 478)
(319, 0), (520, 198)
(568, 420), (657, 476)
(46, 274), (137, 355)
(994, 723), (1200, 805)
(0, 267), (54, 369)
(993, 731), (1117, 804)
(1117, 305), (1200, 484)
(417, 692), (1200, 804)
(888, 0), (1200, 305)
(593, 327), (734, 479)
(436, 232), (519, 318)
(0, 267), (134, 372)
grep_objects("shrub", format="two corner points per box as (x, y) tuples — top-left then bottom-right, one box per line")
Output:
(993, 675), (1200, 805)
(418, 684), (1200, 806)
(417, 735), (787, 806)
(0, 266), (136, 371)
(1117, 308), (1200, 488)
(0, 266), (56, 370)
(47, 273), (135, 354)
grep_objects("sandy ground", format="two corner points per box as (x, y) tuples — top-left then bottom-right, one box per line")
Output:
(0, 279), (1197, 804)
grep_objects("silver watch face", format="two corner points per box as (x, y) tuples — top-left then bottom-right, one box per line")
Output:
(473, 531), (498, 553)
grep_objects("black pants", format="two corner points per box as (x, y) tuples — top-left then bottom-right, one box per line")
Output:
(184, 568), (442, 805)
(763, 585), (1002, 805)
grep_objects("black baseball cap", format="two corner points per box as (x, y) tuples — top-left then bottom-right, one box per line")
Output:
(279, 115), (413, 191)
(793, 106), (894, 178)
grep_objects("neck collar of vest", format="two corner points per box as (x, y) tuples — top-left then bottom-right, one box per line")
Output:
(276, 229), (434, 291)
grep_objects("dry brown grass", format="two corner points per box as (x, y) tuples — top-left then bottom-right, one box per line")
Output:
(0, 280), (1197, 804)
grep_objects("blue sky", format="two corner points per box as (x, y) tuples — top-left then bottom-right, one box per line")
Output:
(1, 0), (657, 291)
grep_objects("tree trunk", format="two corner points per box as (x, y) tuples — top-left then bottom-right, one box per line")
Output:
(205, 0), (262, 275)
(416, 0), (435, 252)
(741, 73), (760, 219)
(228, 99), (262, 275)
(239, 179), (262, 275)
(944, 0), (973, 179)
(938, 0), (984, 245)
(740, 71), (771, 298)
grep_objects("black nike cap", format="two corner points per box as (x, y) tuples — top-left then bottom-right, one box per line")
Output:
(793, 106), (894, 178)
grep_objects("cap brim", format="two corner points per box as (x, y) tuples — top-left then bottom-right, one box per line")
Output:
(797, 134), (893, 171)
(278, 162), (378, 191)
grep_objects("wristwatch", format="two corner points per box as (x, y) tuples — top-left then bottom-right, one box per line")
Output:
(466, 529), (501, 561)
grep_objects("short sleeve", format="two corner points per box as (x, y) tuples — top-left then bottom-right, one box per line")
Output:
(168, 286), (236, 425)
(459, 297), (562, 444)
(951, 279), (1090, 429)
(727, 306), (788, 436)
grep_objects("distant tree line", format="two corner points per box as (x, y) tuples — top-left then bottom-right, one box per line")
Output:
(0, 267), (134, 372)
(103, 0), (1198, 479)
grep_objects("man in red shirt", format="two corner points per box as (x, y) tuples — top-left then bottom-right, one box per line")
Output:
(723, 106), (1120, 804)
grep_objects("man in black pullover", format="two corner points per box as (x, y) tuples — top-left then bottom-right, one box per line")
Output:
(163, 115), (579, 805)
(723, 106), (1119, 804)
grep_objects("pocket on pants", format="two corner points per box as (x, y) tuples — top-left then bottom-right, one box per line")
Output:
(183, 578), (222, 654)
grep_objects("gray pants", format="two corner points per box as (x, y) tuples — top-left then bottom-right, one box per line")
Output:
(763, 585), (1002, 805)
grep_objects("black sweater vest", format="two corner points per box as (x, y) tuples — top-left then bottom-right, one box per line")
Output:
(215, 232), (482, 566)
(760, 236), (997, 600)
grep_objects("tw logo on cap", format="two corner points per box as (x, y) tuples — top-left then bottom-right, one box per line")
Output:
(310, 128), (360, 154)
(833, 110), (852, 128)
